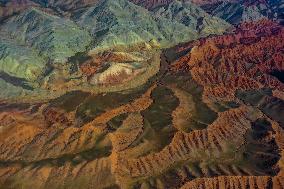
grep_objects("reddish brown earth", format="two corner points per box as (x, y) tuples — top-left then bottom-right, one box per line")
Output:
(166, 19), (284, 188)
(80, 51), (144, 78)
(0, 0), (283, 187)
(0, 19), (283, 189)
(172, 20), (283, 98)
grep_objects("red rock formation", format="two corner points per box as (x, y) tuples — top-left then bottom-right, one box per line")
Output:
(80, 59), (102, 78)
(43, 107), (74, 127)
(0, 12), (283, 189)
(172, 20), (284, 109)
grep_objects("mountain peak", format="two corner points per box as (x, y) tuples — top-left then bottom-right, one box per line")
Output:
(1, 6), (92, 63)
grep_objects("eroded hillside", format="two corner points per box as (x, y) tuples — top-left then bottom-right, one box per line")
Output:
(0, 17), (283, 188)
(0, 0), (283, 188)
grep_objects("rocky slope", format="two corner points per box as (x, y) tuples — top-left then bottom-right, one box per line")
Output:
(130, 0), (173, 9)
(201, 1), (264, 24)
(0, 0), (231, 101)
(72, 0), (230, 51)
(0, 7), (92, 63)
(0, 1), (283, 189)
(0, 38), (46, 81)
(0, 17), (283, 188)
(31, 0), (99, 11)
(152, 0), (230, 35)
(200, 0), (284, 25)
(130, 0), (284, 25)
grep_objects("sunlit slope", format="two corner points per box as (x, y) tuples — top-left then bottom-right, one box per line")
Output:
(72, 0), (230, 51)
(0, 7), (92, 62)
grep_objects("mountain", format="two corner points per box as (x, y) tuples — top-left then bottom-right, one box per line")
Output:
(31, 0), (100, 11)
(202, 1), (266, 24)
(0, 37), (46, 81)
(0, 1), (283, 189)
(0, 7), (92, 62)
(0, 0), (231, 101)
(131, 0), (283, 25)
(153, 0), (231, 35)
(0, 18), (283, 189)
(72, 0), (192, 50)
(130, 0), (173, 9)
(72, 0), (230, 51)
(201, 0), (284, 25)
